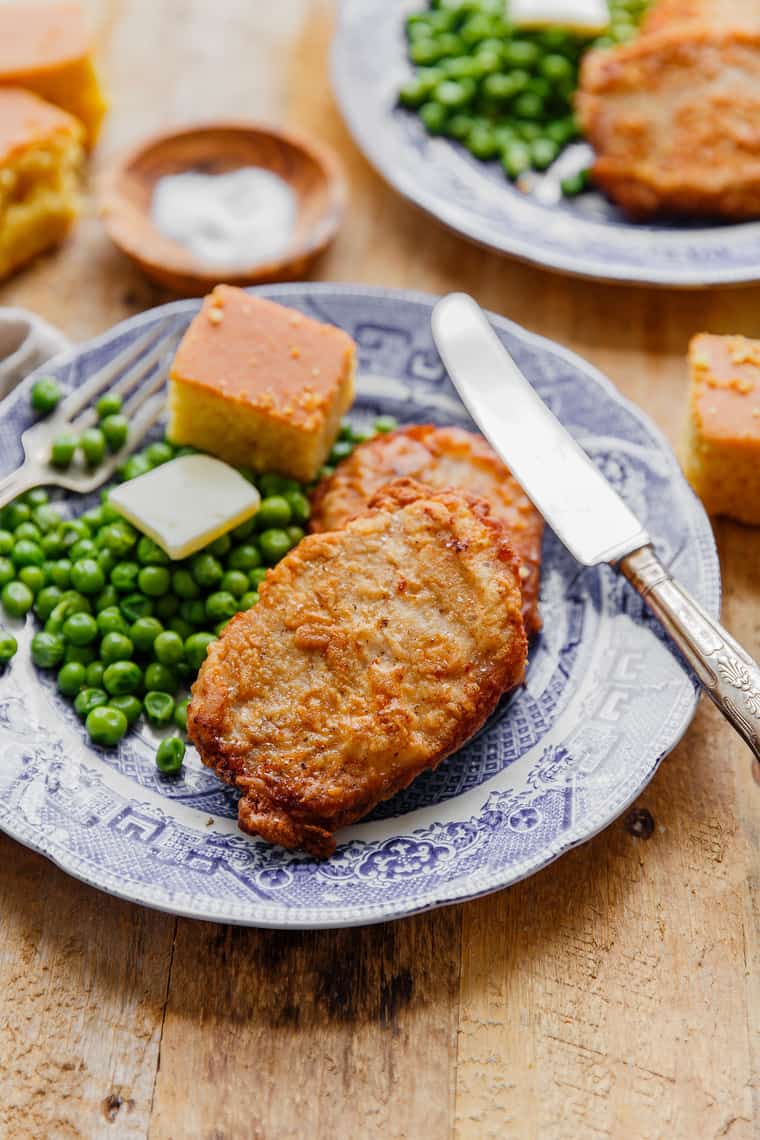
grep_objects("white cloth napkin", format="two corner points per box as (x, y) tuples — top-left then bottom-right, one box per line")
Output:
(0, 308), (72, 401)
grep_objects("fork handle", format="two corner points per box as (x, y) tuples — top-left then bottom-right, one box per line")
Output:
(0, 464), (43, 511)
(621, 545), (760, 784)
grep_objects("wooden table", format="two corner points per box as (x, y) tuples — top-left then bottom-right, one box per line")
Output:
(1, 3), (758, 1136)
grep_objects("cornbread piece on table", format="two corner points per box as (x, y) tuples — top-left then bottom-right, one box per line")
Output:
(0, 88), (84, 280)
(189, 479), (528, 858)
(169, 285), (356, 483)
(0, 2), (107, 146)
(682, 333), (760, 525)
(577, 28), (760, 219)
(311, 424), (544, 636)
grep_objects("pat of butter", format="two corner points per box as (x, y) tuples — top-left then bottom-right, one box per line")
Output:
(508, 0), (610, 32)
(108, 454), (261, 560)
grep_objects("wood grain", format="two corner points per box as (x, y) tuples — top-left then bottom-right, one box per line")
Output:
(0, 1), (758, 1137)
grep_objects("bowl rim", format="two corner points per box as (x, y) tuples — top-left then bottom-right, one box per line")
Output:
(97, 119), (348, 288)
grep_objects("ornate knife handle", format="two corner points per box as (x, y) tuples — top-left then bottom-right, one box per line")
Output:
(621, 545), (760, 784)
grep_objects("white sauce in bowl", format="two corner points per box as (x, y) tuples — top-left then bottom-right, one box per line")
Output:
(151, 166), (297, 268)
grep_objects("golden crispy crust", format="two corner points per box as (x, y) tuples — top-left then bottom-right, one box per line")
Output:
(577, 27), (760, 219)
(310, 424), (543, 636)
(188, 480), (527, 857)
(641, 0), (758, 36)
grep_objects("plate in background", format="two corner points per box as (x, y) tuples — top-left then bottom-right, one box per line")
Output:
(0, 284), (719, 927)
(332, 0), (760, 287)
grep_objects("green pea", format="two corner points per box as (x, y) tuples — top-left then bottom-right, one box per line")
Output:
(171, 568), (199, 599)
(540, 52), (574, 82)
(214, 619), (229, 637)
(231, 516), (257, 541)
(61, 519), (91, 549)
(172, 697), (189, 732)
(468, 125), (506, 160)
(74, 687), (108, 719)
(32, 504), (62, 533)
(374, 415), (398, 434)
(154, 594), (179, 620)
(329, 440), (354, 465)
(0, 631), (17, 664)
(62, 611), (98, 645)
(103, 660), (142, 696)
(138, 565), (170, 597)
(318, 465), (334, 480)
(94, 584), (120, 612)
(65, 643), (97, 665)
(101, 413), (129, 452)
(86, 704), (128, 747)
(419, 100), (448, 134)
(99, 523), (137, 556)
(19, 565), (46, 594)
(399, 77), (431, 108)
(154, 630), (185, 666)
(501, 141), (532, 178)
(2, 581), (33, 617)
(129, 615), (163, 652)
(156, 736), (185, 774)
(57, 661), (86, 696)
(228, 543), (261, 572)
(96, 392), (123, 419)
(70, 558), (105, 595)
(35, 585), (63, 621)
(108, 694), (142, 725)
(50, 433), (78, 468)
(31, 630), (65, 668)
(12, 539), (44, 567)
(283, 491), (310, 525)
(31, 375), (62, 415)
(15, 521), (41, 542)
(144, 661), (177, 694)
(286, 526), (305, 546)
(190, 552), (223, 589)
(0, 558), (15, 587)
(250, 567), (267, 588)
(144, 690), (175, 727)
(49, 559), (72, 588)
(69, 538), (98, 561)
(40, 532), (65, 558)
(111, 561), (139, 592)
(207, 533), (231, 558)
(145, 440), (174, 467)
(180, 599), (207, 626)
(24, 488), (48, 507)
(184, 631), (215, 671)
(561, 169), (590, 197)
(257, 496), (293, 531)
(205, 591), (237, 622)
(136, 535), (169, 565)
(99, 497), (122, 522)
(239, 591), (259, 610)
(0, 530), (12, 555)
(97, 548), (117, 576)
(2, 501), (30, 530)
(81, 427), (106, 467)
(168, 617), (193, 641)
(117, 454), (151, 482)
(531, 137), (560, 170)
(258, 529), (292, 564)
(100, 631), (134, 663)
(85, 660), (106, 688)
(220, 569), (249, 598)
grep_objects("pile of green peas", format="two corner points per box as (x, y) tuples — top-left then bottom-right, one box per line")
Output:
(399, 0), (650, 189)
(0, 412), (398, 773)
(30, 376), (130, 468)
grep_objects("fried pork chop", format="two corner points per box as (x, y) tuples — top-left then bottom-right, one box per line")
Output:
(310, 424), (544, 636)
(188, 479), (527, 858)
(641, 0), (759, 35)
(577, 27), (760, 219)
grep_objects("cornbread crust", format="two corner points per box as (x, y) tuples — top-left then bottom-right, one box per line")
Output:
(188, 479), (527, 857)
(169, 286), (356, 483)
(0, 88), (84, 280)
(310, 424), (544, 635)
(0, 3), (107, 145)
(682, 333), (760, 524)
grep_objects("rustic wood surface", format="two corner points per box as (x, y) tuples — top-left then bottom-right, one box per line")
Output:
(0, 2), (758, 1137)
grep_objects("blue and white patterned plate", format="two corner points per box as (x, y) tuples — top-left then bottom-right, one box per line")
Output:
(332, 0), (760, 287)
(0, 284), (719, 928)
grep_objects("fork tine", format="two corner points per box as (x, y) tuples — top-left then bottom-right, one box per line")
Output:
(69, 327), (181, 433)
(120, 393), (167, 453)
(58, 323), (175, 421)
(120, 363), (170, 420)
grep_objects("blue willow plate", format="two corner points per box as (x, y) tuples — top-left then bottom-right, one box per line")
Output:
(332, 0), (760, 287)
(0, 284), (719, 928)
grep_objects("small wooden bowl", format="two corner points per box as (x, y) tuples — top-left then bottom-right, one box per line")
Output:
(98, 122), (346, 294)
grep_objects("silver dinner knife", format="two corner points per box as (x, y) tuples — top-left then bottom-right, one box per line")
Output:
(432, 292), (760, 782)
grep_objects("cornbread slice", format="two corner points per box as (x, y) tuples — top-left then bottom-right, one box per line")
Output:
(0, 88), (84, 281)
(682, 333), (760, 524)
(0, 3), (107, 146)
(169, 286), (356, 483)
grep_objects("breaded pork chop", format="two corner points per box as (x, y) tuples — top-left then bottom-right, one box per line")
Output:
(577, 28), (760, 219)
(310, 424), (544, 636)
(189, 479), (527, 858)
(641, 0), (758, 36)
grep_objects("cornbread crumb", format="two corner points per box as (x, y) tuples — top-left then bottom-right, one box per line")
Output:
(169, 285), (356, 482)
(681, 333), (760, 525)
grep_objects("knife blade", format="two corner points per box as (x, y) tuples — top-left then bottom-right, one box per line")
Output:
(431, 291), (650, 566)
(431, 291), (760, 779)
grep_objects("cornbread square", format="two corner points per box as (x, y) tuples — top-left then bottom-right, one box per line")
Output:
(169, 286), (356, 483)
(0, 2), (107, 146)
(682, 333), (760, 525)
(0, 88), (84, 281)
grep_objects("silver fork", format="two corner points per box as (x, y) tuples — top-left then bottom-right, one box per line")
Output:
(0, 322), (182, 510)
